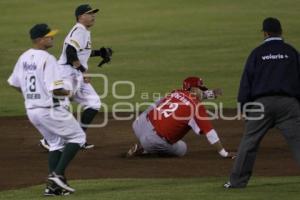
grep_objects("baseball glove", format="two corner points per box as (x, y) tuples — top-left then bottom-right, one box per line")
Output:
(97, 47), (113, 67)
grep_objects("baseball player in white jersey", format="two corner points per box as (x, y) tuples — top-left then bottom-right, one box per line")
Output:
(39, 4), (113, 150)
(8, 23), (86, 196)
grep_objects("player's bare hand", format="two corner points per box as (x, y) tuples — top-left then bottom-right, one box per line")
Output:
(83, 74), (91, 83)
(226, 152), (237, 159)
(203, 88), (222, 99)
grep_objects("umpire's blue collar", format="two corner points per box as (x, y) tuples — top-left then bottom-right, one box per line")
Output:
(264, 37), (283, 43)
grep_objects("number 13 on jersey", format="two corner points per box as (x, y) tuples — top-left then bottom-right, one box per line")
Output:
(26, 75), (36, 92)
(25, 74), (40, 99)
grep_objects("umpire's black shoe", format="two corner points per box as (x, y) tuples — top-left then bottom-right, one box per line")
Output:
(81, 142), (95, 150)
(223, 181), (246, 189)
(224, 181), (232, 188)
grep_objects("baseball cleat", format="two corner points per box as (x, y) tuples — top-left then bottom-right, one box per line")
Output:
(126, 144), (144, 157)
(48, 172), (75, 193)
(81, 142), (95, 150)
(39, 139), (50, 151)
(223, 181), (232, 188)
(44, 181), (71, 196)
(44, 187), (71, 196)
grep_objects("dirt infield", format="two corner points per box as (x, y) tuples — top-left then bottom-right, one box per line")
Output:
(0, 110), (299, 191)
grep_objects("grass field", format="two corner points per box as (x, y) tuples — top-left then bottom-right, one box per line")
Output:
(1, 177), (300, 200)
(1, 0), (300, 116)
(1, 0), (300, 199)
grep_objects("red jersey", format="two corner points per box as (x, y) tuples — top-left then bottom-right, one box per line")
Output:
(147, 90), (213, 144)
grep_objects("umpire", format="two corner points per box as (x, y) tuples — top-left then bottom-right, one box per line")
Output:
(224, 17), (300, 188)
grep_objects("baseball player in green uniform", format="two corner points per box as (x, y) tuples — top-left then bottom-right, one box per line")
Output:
(39, 4), (113, 150)
(8, 24), (85, 195)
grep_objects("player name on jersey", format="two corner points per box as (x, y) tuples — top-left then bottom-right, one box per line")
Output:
(23, 62), (37, 71)
(26, 93), (41, 99)
(170, 92), (191, 106)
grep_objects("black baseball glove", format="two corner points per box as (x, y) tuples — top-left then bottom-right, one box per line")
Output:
(91, 47), (113, 67)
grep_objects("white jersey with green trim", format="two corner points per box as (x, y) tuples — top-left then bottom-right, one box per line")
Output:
(8, 49), (65, 109)
(58, 23), (92, 70)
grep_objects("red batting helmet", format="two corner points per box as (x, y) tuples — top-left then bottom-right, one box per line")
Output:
(183, 77), (208, 91)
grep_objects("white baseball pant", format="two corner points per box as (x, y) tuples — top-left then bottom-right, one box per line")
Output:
(132, 113), (187, 157)
(27, 106), (86, 151)
(59, 65), (101, 111)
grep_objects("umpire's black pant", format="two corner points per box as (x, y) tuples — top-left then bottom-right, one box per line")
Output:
(229, 96), (300, 187)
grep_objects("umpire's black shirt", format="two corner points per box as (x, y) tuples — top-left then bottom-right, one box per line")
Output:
(238, 37), (300, 105)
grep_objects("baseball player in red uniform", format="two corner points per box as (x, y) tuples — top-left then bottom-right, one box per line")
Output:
(127, 77), (236, 158)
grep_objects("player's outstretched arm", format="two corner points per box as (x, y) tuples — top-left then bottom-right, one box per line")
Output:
(211, 140), (236, 159)
(206, 130), (236, 159)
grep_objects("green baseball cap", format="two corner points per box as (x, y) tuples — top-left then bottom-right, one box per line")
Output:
(75, 4), (99, 17)
(29, 23), (58, 40)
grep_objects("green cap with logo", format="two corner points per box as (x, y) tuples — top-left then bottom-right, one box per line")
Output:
(29, 23), (58, 40)
(75, 4), (99, 17)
